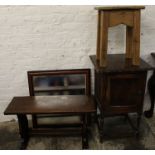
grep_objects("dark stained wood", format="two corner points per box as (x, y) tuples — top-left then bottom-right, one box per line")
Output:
(4, 95), (95, 149)
(4, 95), (95, 115)
(34, 85), (85, 91)
(95, 6), (145, 11)
(82, 114), (88, 149)
(90, 53), (152, 142)
(28, 69), (91, 96)
(32, 123), (82, 128)
(17, 114), (29, 149)
(27, 69), (91, 128)
(151, 53), (155, 58)
(28, 69), (90, 77)
(105, 72), (146, 115)
(90, 54), (153, 73)
(29, 128), (82, 137)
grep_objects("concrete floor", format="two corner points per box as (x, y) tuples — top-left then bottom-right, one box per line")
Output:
(0, 114), (155, 150)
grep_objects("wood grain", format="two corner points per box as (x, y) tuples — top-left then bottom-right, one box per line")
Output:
(4, 95), (95, 115)
(132, 10), (141, 66)
(126, 26), (133, 58)
(108, 10), (134, 27)
(96, 11), (101, 60)
(95, 6), (145, 11)
(99, 11), (108, 67)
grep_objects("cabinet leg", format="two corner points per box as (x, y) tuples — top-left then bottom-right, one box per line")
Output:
(98, 114), (104, 143)
(136, 113), (141, 137)
(144, 71), (155, 118)
(94, 112), (98, 124)
(82, 114), (88, 149)
(17, 114), (29, 150)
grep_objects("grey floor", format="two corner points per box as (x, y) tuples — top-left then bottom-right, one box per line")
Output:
(0, 114), (155, 150)
(0, 94), (155, 150)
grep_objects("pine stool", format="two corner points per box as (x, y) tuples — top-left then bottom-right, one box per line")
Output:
(95, 6), (145, 67)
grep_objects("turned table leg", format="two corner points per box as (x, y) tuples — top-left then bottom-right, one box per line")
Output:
(136, 112), (142, 137)
(82, 114), (88, 149)
(98, 113), (104, 143)
(17, 114), (29, 149)
(144, 71), (155, 118)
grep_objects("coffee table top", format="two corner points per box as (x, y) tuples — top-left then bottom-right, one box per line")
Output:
(4, 95), (95, 115)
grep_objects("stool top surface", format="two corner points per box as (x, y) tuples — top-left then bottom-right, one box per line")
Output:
(95, 6), (145, 11)
(4, 95), (95, 115)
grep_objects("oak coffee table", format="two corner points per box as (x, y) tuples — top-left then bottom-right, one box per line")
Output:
(4, 95), (96, 149)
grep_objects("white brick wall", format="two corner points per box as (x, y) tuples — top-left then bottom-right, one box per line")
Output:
(0, 5), (155, 122)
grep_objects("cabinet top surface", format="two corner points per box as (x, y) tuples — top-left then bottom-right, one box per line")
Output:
(4, 95), (95, 115)
(95, 6), (145, 11)
(90, 54), (153, 73)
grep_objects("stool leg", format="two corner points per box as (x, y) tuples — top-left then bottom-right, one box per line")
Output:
(96, 10), (101, 61)
(82, 114), (88, 149)
(132, 10), (141, 66)
(99, 11), (108, 67)
(126, 26), (133, 59)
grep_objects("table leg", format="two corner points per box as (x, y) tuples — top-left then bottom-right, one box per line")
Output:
(82, 114), (88, 149)
(17, 114), (29, 149)
(144, 71), (155, 118)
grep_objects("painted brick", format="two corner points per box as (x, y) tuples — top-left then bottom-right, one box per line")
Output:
(0, 6), (155, 122)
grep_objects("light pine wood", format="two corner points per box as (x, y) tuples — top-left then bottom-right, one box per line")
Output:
(95, 6), (145, 11)
(132, 10), (141, 65)
(95, 6), (144, 67)
(96, 11), (101, 60)
(99, 11), (108, 67)
(108, 10), (134, 27)
(126, 26), (133, 58)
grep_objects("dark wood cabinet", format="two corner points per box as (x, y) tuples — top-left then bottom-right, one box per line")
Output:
(90, 54), (153, 142)
(97, 72), (146, 115)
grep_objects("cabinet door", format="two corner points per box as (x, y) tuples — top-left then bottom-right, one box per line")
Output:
(105, 72), (147, 115)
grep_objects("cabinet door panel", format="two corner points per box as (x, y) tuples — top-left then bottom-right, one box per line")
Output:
(105, 72), (146, 114)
